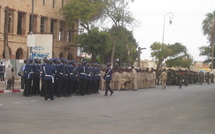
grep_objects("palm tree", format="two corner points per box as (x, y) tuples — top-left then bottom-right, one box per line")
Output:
(202, 10), (215, 71)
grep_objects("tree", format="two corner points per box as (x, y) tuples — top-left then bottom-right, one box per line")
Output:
(61, 0), (137, 66)
(108, 26), (138, 67)
(78, 28), (112, 63)
(202, 10), (215, 70)
(166, 43), (194, 70)
(102, 0), (136, 66)
(151, 42), (194, 71)
(150, 42), (173, 71)
(4, 6), (10, 60)
(60, 0), (105, 32)
(199, 46), (215, 68)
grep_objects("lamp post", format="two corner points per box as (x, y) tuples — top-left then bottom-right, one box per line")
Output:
(162, 12), (174, 44)
(137, 47), (146, 68)
(27, 0), (34, 58)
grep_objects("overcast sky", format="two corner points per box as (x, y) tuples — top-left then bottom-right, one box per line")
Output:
(129, 0), (215, 61)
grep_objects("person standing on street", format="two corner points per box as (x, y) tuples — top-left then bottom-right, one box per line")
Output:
(104, 62), (113, 96)
(19, 60), (27, 89)
(0, 60), (5, 83)
(131, 66), (138, 91)
(23, 58), (34, 97)
(5, 65), (12, 90)
(159, 68), (168, 89)
(42, 59), (55, 100)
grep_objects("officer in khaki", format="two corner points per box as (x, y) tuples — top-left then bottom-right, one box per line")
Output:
(131, 66), (138, 90)
(125, 69), (132, 90)
(159, 68), (168, 89)
(110, 70), (117, 89)
(116, 69), (122, 90)
(100, 70), (106, 90)
(145, 70), (149, 88)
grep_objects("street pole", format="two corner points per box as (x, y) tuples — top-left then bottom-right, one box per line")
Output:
(162, 12), (174, 44)
(137, 47), (146, 68)
(30, 0), (34, 34)
(28, 0), (34, 58)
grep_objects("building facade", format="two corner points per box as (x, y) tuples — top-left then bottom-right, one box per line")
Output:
(0, 0), (77, 60)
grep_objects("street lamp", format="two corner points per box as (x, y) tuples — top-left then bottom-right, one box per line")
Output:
(137, 47), (146, 68)
(162, 12), (174, 44)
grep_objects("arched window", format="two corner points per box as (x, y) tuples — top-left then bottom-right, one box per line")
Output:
(16, 48), (24, 59)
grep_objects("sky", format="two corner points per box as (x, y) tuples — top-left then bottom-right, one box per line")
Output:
(129, 0), (215, 61)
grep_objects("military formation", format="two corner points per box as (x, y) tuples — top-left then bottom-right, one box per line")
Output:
(22, 57), (215, 101)
(164, 69), (215, 87)
(23, 58), (102, 100)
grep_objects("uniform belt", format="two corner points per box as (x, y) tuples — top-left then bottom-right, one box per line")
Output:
(28, 72), (34, 79)
(45, 75), (54, 83)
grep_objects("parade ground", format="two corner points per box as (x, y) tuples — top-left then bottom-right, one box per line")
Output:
(0, 83), (215, 134)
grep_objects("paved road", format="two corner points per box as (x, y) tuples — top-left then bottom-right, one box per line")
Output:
(0, 83), (215, 134)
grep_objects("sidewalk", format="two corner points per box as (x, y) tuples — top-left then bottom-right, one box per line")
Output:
(0, 78), (23, 94)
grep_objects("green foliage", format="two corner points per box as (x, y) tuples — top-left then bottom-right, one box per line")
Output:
(150, 42), (172, 63)
(201, 10), (215, 69)
(109, 26), (138, 65)
(151, 42), (194, 70)
(166, 43), (194, 70)
(60, 0), (105, 31)
(78, 28), (112, 62)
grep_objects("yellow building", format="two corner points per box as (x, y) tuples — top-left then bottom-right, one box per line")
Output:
(0, 0), (77, 60)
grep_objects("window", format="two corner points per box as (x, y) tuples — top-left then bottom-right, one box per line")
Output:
(8, 10), (14, 34)
(59, 29), (63, 41)
(67, 31), (72, 42)
(59, 21), (66, 41)
(43, 0), (46, 5)
(50, 19), (55, 33)
(53, 0), (56, 8)
(29, 15), (37, 33)
(17, 12), (23, 34)
(40, 17), (46, 33)
(62, 0), (64, 7)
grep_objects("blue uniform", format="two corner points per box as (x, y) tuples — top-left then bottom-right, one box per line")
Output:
(104, 67), (113, 96)
(23, 62), (34, 96)
(78, 65), (88, 95)
(32, 62), (40, 94)
(42, 63), (55, 100)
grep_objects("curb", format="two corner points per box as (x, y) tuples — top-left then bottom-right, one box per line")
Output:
(0, 89), (24, 94)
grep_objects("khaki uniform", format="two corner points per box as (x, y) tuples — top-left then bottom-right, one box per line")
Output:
(159, 71), (168, 89)
(100, 71), (106, 90)
(115, 71), (122, 90)
(145, 72), (149, 88)
(140, 72), (145, 89)
(131, 68), (138, 90)
(121, 71), (127, 89)
(150, 71), (156, 87)
(110, 72), (117, 89)
(137, 72), (141, 89)
(125, 71), (132, 90)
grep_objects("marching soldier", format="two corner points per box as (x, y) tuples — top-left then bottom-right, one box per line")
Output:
(32, 58), (40, 95)
(77, 60), (88, 96)
(159, 68), (168, 89)
(104, 62), (114, 96)
(210, 73), (214, 83)
(94, 63), (101, 93)
(205, 72), (210, 84)
(42, 59), (55, 100)
(23, 58), (34, 97)
(177, 69), (183, 88)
